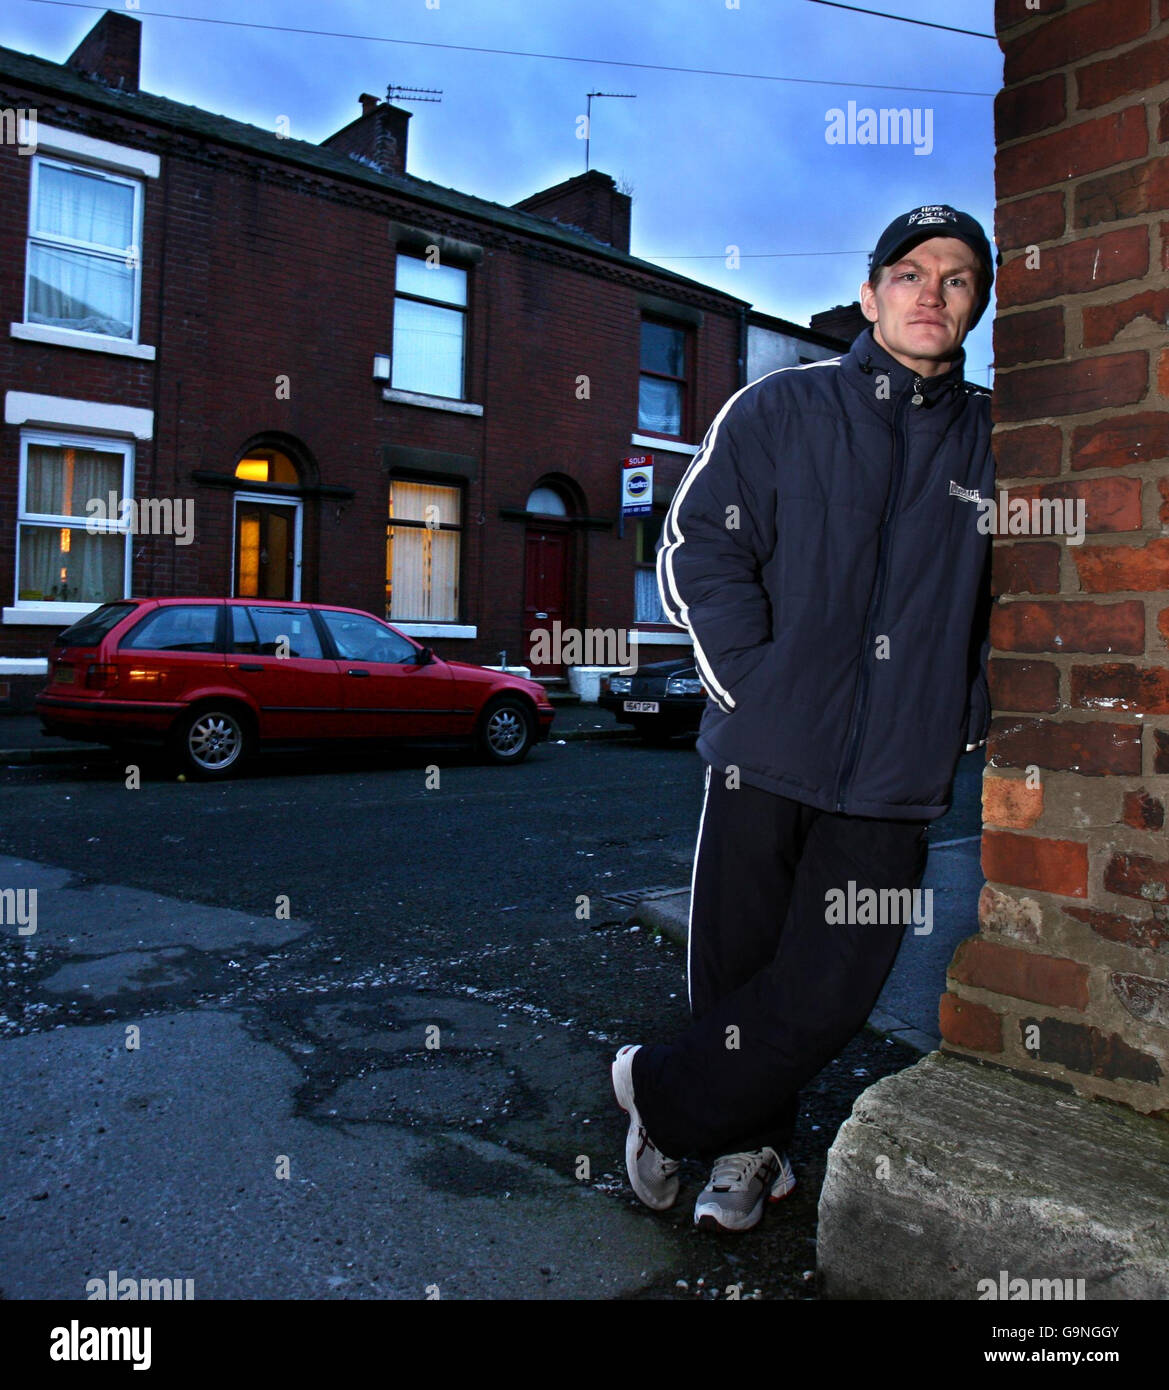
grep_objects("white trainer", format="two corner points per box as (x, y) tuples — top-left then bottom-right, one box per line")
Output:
(611, 1044), (680, 1211)
(693, 1147), (796, 1232)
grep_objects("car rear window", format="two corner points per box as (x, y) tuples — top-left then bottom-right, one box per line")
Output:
(52, 602), (139, 648)
(120, 604), (221, 653)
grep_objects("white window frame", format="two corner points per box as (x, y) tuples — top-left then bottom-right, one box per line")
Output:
(21, 153), (147, 352)
(637, 315), (690, 441)
(12, 428), (134, 619)
(391, 253), (469, 402)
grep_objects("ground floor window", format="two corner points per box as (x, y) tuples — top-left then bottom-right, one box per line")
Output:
(16, 431), (131, 604)
(386, 479), (461, 621)
(635, 513), (668, 623)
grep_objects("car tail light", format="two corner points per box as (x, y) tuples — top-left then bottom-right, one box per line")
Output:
(84, 663), (119, 690)
(125, 667), (164, 687)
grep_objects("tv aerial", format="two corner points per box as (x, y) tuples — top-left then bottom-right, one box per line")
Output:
(387, 85), (443, 103)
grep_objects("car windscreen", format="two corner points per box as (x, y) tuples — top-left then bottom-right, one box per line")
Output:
(52, 602), (139, 648)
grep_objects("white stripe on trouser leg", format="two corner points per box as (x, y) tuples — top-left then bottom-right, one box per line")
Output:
(687, 763), (713, 1013)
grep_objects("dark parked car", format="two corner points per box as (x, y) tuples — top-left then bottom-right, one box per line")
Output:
(598, 657), (707, 744)
(36, 598), (555, 777)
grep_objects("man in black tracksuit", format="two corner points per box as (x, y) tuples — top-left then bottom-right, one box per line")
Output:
(611, 205), (997, 1232)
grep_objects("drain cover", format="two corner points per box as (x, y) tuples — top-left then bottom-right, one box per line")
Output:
(602, 885), (679, 908)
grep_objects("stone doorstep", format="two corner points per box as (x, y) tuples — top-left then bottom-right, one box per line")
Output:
(817, 1049), (1169, 1301)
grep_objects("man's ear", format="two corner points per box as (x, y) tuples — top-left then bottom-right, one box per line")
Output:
(859, 282), (879, 324)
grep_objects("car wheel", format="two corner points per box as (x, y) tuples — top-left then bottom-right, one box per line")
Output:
(171, 706), (252, 778)
(478, 697), (535, 764)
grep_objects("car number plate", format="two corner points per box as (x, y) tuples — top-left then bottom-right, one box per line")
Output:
(55, 665), (75, 684)
(624, 700), (659, 713)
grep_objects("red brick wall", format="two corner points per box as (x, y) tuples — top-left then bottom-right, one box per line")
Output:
(941, 0), (1169, 1115)
(0, 77), (734, 678)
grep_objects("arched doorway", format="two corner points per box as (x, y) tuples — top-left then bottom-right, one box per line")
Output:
(523, 483), (573, 676)
(232, 448), (302, 600)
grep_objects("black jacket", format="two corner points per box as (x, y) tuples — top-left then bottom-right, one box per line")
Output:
(656, 325), (994, 821)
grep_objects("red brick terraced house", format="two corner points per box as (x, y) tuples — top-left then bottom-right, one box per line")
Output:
(0, 11), (840, 709)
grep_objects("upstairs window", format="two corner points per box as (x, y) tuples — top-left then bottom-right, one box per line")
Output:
(26, 156), (143, 341)
(392, 254), (468, 399)
(638, 318), (688, 438)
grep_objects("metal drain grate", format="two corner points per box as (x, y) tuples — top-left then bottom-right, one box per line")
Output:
(602, 885), (680, 908)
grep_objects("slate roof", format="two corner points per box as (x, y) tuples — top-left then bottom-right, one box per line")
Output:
(0, 36), (749, 306)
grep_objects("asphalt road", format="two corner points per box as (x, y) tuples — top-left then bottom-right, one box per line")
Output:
(0, 734), (982, 1301)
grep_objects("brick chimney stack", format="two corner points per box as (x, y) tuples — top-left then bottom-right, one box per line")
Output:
(513, 171), (632, 253)
(66, 10), (141, 93)
(321, 96), (411, 176)
(810, 302), (870, 344)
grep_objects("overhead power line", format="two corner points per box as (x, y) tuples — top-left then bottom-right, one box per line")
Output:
(645, 249), (869, 260)
(20, 0), (997, 97)
(800, 0), (996, 40)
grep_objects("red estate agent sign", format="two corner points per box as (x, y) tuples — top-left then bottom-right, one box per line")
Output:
(621, 455), (654, 517)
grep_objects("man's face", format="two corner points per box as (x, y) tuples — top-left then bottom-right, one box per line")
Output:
(859, 236), (980, 377)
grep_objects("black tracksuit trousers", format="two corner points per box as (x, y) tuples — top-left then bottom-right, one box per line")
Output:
(631, 765), (930, 1161)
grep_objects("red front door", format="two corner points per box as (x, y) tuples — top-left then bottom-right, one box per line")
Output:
(524, 526), (569, 676)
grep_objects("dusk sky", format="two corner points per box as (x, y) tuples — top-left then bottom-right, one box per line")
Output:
(4, 0), (1001, 377)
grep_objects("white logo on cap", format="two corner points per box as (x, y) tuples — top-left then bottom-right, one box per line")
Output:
(908, 206), (957, 227)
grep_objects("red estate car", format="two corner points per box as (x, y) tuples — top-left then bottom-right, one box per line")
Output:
(36, 598), (555, 778)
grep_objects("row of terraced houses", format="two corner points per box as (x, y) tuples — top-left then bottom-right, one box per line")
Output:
(0, 10), (853, 709)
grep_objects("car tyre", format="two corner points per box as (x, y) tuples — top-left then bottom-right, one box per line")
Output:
(478, 696), (535, 764)
(171, 705), (253, 779)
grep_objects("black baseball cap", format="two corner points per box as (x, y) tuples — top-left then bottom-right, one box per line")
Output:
(869, 205), (996, 326)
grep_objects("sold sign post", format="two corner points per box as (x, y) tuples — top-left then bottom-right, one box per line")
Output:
(621, 455), (654, 523)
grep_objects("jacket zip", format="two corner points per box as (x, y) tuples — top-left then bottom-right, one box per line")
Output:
(834, 375), (922, 811)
